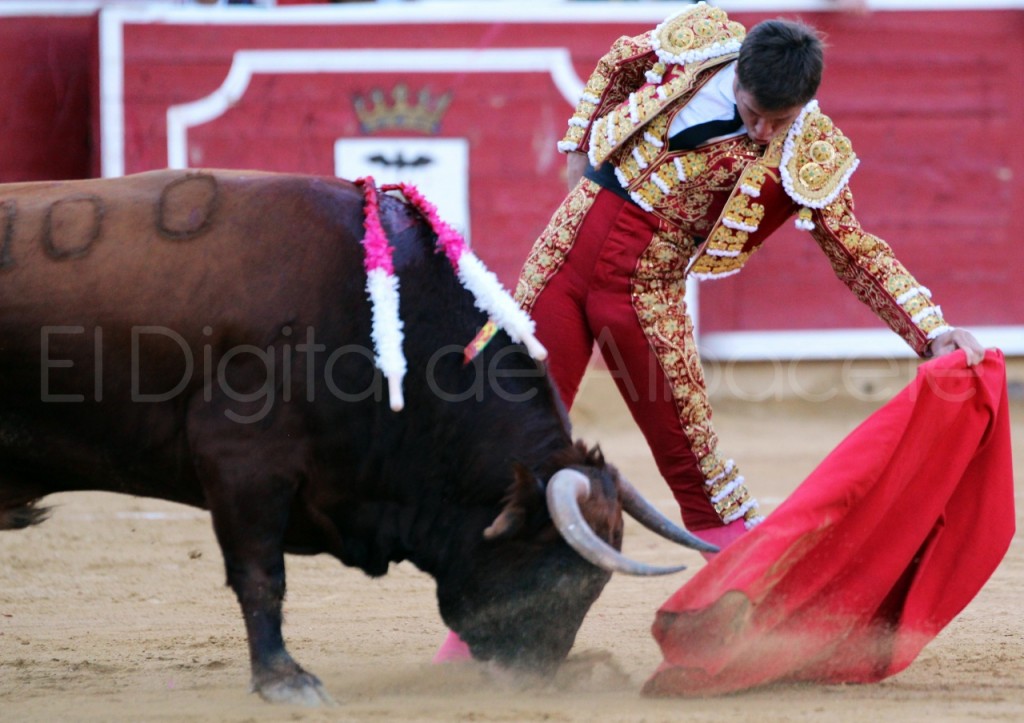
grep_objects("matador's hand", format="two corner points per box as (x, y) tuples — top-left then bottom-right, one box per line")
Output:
(927, 328), (985, 367)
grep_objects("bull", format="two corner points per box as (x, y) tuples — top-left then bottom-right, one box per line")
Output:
(0, 170), (713, 705)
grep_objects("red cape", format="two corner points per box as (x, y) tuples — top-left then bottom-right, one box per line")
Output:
(645, 350), (1015, 696)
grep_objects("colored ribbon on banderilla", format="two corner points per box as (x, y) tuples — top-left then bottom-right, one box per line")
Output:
(355, 176), (547, 412)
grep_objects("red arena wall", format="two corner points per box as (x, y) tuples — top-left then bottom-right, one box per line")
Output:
(3, 2), (1022, 358)
(0, 11), (94, 182)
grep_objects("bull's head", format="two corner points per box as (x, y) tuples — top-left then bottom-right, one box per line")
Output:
(436, 446), (716, 672)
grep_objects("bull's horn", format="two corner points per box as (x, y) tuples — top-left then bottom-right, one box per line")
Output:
(546, 470), (687, 576)
(618, 478), (719, 554)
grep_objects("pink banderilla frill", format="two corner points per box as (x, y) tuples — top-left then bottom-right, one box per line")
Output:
(355, 177), (547, 412)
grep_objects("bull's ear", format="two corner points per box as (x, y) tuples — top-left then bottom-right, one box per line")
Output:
(580, 441), (605, 467)
(483, 463), (543, 541)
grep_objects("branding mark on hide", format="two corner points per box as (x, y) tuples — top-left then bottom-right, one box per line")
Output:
(42, 194), (103, 261)
(157, 174), (218, 241)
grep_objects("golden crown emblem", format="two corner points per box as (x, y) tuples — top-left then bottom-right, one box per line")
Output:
(353, 84), (452, 135)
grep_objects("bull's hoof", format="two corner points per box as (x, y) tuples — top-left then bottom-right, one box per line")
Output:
(252, 672), (337, 707)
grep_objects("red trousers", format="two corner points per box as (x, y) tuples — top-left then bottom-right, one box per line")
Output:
(524, 186), (750, 531)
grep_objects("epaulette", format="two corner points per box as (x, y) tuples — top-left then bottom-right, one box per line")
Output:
(584, 4), (744, 166)
(780, 101), (859, 228)
(649, 2), (745, 70)
(560, 2), (744, 156)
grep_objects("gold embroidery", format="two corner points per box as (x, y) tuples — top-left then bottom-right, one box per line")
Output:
(885, 273), (915, 299)
(635, 84), (666, 119)
(589, 62), (713, 166)
(782, 108), (858, 208)
(740, 164), (767, 194)
(677, 152), (707, 180)
(688, 159), (776, 278)
(617, 135), (762, 235)
(615, 113), (672, 182)
(651, 3), (746, 66)
(631, 232), (761, 526)
(812, 187), (950, 354)
(514, 180), (601, 312)
(559, 34), (656, 153)
(722, 194), (764, 230)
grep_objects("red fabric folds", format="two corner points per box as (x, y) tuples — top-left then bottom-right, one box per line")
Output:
(645, 350), (1015, 696)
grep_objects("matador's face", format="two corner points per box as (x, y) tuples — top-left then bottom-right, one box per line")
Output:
(733, 77), (805, 146)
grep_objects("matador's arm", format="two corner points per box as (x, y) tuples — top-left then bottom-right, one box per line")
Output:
(809, 187), (953, 357)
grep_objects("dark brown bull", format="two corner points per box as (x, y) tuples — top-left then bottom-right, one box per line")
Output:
(0, 170), (713, 705)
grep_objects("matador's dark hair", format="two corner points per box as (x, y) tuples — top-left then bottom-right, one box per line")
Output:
(736, 19), (824, 111)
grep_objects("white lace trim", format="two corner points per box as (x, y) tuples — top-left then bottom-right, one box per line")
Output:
(723, 217), (759, 234)
(651, 3), (743, 66)
(673, 157), (687, 182)
(692, 267), (743, 280)
(926, 324), (955, 340)
(651, 172), (671, 195)
(780, 100), (860, 209)
(912, 305), (943, 325)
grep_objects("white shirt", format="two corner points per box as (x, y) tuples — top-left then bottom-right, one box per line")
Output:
(667, 62), (746, 144)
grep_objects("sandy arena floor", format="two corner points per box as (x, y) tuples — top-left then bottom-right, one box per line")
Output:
(1, 366), (1021, 722)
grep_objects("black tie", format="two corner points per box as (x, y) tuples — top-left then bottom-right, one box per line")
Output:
(669, 105), (743, 151)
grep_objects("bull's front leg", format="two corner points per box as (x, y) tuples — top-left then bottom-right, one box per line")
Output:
(220, 545), (334, 706)
(190, 422), (334, 706)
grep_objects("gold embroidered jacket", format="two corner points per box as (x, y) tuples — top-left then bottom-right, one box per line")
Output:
(557, 3), (952, 355)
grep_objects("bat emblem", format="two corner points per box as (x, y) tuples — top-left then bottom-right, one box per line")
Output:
(366, 153), (434, 170)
